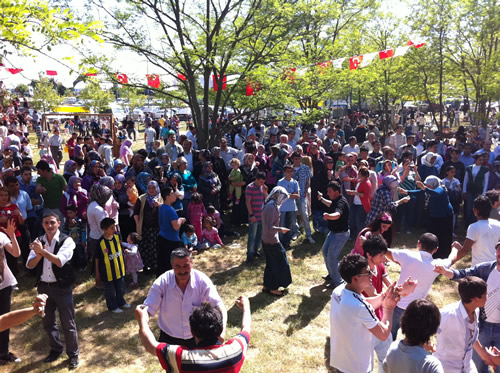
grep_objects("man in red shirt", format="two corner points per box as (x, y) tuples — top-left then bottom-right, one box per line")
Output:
(135, 295), (251, 373)
(66, 132), (77, 160)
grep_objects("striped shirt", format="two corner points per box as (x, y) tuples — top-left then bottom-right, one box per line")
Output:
(156, 331), (250, 373)
(97, 234), (125, 281)
(245, 182), (265, 222)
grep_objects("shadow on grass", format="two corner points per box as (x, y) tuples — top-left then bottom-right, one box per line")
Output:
(210, 259), (264, 287)
(12, 358), (69, 373)
(291, 232), (324, 260)
(284, 284), (331, 336)
(323, 336), (335, 372)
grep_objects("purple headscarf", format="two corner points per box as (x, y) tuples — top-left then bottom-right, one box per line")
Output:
(67, 176), (82, 194)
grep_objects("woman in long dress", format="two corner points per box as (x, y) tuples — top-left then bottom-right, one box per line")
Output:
(261, 186), (292, 296)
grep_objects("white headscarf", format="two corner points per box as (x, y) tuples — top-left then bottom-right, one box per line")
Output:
(422, 152), (437, 167)
(425, 175), (442, 189)
(265, 186), (289, 206)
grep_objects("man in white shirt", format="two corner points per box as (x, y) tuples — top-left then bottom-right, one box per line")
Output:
(144, 124), (156, 154)
(455, 195), (500, 266)
(361, 132), (376, 152)
(434, 276), (495, 373)
(385, 233), (458, 339)
(330, 253), (400, 373)
(435, 243), (500, 373)
(48, 128), (63, 169)
(342, 136), (359, 154)
(389, 125), (406, 152)
(181, 140), (196, 172)
(26, 213), (79, 369)
(143, 247), (227, 348)
(219, 138), (239, 170)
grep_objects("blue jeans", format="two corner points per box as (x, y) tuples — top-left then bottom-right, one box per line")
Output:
(146, 142), (154, 154)
(473, 321), (500, 373)
(349, 204), (366, 240)
(296, 198), (312, 238)
(321, 230), (349, 286)
(280, 211), (297, 247)
(391, 306), (405, 340)
(246, 221), (262, 260)
(103, 277), (126, 311)
(312, 210), (328, 235)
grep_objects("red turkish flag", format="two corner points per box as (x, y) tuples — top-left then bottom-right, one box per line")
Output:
(7, 68), (23, 74)
(115, 74), (128, 84)
(317, 61), (332, 73)
(349, 56), (363, 70)
(282, 68), (297, 83)
(246, 80), (261, 96)
(177, 73), (186, 81)
(46, 70), (58, 76)
(213, 75), (227, 91)
(85, 72), (97, 76)
(379, 49), (394, 60)
(146, 74), (160, 88)
(408, 40), (426, 48)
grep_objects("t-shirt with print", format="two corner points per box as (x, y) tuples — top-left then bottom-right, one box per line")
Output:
(485, 266), (500, 323)
(330, 284), (379, 373)
(392, 249), (451, 309)
(466, 218), (500, 266)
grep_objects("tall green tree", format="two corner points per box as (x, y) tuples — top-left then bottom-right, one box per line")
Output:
(89, 0), (296, 147)
(79, 82), (114, 113)
(31, 77), (63, 113)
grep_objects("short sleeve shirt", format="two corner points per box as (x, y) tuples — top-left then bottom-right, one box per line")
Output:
(0, 232), (15, 290)
(37, 173), (67, 209)
(159, 204), (180, 241)
(277, 178), (299, 212)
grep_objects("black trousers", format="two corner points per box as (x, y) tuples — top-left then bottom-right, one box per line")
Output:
(159, 330), (196, 348)
(0, 286), (12, 355)
(156, 236), (181, 277)
(37, 282), (79, 358)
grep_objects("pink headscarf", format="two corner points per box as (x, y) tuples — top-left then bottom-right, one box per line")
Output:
(120, 140), (133, 166)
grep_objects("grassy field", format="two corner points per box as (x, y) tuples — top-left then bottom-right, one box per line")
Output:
(6, 223), (470, 373)
(7, 125), (470, 372)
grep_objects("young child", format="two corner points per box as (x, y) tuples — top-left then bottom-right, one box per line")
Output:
(126, 176), (138, 216)
(187, 192), (206, 240)
(121, 232), (143, 288)
(95, 218), (130, 313)
(199, 216), (223, 250)
(228, 158), (243, 204)
(385, 232), (458, 339)
(1, 157), (18, 174)
(441, 165), (462, 236)
(62, 205), (87, 271)
(181, 224), (198, 252)
(335, 152), (346, 172)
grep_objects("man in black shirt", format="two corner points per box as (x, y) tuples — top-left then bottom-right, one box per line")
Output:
(440, 148), (465, 183)
(317, 181), (350, 289)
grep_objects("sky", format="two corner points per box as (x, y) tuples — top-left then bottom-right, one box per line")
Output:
(0, 0), (414, 90)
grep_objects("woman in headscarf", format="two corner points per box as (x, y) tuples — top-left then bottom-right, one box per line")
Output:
(135, 171), (152, 195)
(418, 152), (439, 181)
(197, 161), (222, 210)
(87, 184), (112, 288)
(133, 180), (162, 272)
(261, 186), (292, 296)
(175, 156), (197, 214)
(210, 147), (229, 207)
(81, 160), (104, 192)
(99, 177), (120, 232)
(60, 176), (89, 220)
(365, 175), (411, 226)
(62, 160), (78, 183)
(114, 174), (134, 239)
(120, 139), (134, 166)
(402, 175), (454, 259)
(110, 159), (126, 178)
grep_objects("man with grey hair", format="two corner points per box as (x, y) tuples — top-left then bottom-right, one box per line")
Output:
(143, 247), (227, 348)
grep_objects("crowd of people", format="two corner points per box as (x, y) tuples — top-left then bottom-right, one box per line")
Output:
(0, 90), (499, 372)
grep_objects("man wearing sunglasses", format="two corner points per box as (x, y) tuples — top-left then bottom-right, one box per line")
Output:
(330, 253), (400, 373)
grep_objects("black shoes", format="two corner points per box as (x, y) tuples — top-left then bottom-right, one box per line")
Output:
(68, 356), (79, 369)
(44, 350), (62, 363)
(0, 352), (21, 364)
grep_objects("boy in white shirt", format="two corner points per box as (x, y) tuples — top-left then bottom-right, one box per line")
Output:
(434, 276), (496, 372)
(385, 232), (458, 339)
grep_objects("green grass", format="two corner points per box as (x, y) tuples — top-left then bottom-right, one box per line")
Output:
(7, 222), (470, 373)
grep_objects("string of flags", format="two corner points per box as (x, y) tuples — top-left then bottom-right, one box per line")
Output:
(0, 40), (425, 95)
